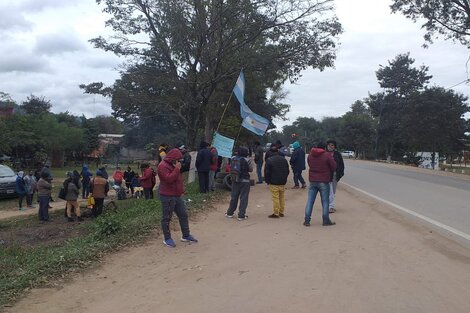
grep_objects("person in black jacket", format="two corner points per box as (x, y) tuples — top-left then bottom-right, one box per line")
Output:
(195, 141), (211, 193)
(326, 139), (344, 213)
(264, 146), (290, 218)
(289, 141), (306, 189)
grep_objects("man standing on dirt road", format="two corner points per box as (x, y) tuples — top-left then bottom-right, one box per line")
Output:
(264, 146), (290, 218)
(326, 139), (344, 213)
(157, 148), (198, 248)
(304, 142), (337, 227)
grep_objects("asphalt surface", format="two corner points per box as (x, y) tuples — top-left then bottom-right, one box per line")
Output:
(341, 160), (470, 240)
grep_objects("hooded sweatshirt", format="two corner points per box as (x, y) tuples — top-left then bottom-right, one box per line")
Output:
(15, 171), (26, 194)
(307, 147), (337, 183)
(157, 148), (184, 196)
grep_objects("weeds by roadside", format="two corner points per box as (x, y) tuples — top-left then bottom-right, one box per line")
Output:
(0, 182), (225, 308)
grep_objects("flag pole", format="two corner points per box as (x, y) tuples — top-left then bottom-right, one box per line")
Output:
(216, 92), (233, 133)
(234, 122), (243, 146)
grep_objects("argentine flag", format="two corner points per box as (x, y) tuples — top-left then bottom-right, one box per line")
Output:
(242, 112), (269, 136)
(232, 69), (270, 136)
(232, 70), (253, 118)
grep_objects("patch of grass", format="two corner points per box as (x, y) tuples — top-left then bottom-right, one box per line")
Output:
(0, 182), (225, 308)
(440, 164), (470, 175)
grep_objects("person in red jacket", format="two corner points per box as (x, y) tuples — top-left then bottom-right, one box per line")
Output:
(157, 148), (198, 248)
(139, 163), (155, 200)
(112, 167), (124, 186)
(304, 142), (337, 227)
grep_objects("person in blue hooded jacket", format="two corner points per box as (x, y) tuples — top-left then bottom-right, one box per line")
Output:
(289, 141), (306, 189)
(15, 171), (27, 210)
(80, 165), (93, 199)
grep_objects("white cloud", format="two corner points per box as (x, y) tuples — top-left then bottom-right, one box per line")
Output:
(34, 30), (86, 55)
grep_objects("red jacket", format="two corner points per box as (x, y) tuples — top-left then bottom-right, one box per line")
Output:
(307, 148), (337, 183)
(113, 170), (124, 183)
(157, 148), (184, 196)
(210, 147), (218, 171)
(139, 167), (154, 188)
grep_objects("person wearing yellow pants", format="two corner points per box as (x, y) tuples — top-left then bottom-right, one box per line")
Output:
(264, 146), (290, 218)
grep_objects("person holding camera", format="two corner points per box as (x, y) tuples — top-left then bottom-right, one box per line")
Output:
(157, 148), (198, 248)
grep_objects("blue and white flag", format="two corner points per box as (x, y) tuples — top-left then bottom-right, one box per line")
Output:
(242, 113), (270, 136)
(232, 70), (253, 118)
(232, 69), (270, 136)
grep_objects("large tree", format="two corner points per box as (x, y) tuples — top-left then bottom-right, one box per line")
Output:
(401, 87), (469, 154)
(84, 0), (342, 147)
(391, 0), (470, 47)
(370, 53), (432, 159)
(20, 95), (52, 115)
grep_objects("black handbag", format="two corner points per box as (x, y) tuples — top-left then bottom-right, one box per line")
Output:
(58, 187), (66, 200)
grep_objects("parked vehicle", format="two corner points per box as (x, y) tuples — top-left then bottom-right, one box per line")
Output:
(0, 164), (17, 198)
(0, 154), (11, 162)
(341, 151), (355, 159)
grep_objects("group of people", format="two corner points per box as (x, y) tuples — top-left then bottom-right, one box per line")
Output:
(225, 138), (345, 227)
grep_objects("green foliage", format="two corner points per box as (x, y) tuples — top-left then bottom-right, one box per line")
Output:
(95, 214), (122, 236)
(0, 182), (216, 306)
(391, 0), (470, 48)
(85, 0), (342, 147)
(20, 94), (52, 114)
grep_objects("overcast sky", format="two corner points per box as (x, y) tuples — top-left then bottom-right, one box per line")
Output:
(1, 0), (469, 127)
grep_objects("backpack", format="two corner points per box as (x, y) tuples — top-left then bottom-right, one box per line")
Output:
(230, 156), (247, 182)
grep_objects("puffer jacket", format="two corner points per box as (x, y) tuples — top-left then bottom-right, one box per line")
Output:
(307, 148), (337, 183)
(264, 154), (290, 185)
(157, 148), (184, 197)
(65, 180), (81, 201)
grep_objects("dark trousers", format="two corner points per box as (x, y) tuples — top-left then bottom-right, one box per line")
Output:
(18, 193), (26, 208)
(26, 193), (33, 206)
(38, 195), (50, 221)
(160, 195), (190, 240)
(293, 170), (306, 186)
(226, 182), (250, 218)
(144, 188), (154, 200)
(198, 171), (209, 193)
(82, 181), (90, 199)
(93, 198), (104, 217)
(126, 182), (134, 195)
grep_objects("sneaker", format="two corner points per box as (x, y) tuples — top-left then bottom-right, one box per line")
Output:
(268, 214), (279, 218)
(303, 221), (310, 227)
(225, 213), (234, 218)
(19, 207), (26, 211)
(279, 213), (285, 217)
(181, 235), (198, 243)
(291, 186), (300, 189)
(322, 221), (336, 226)
(256, 181), (263, 184)
(329, 208), (336, 213)
(163, 238), (176, 248)
(301, 184), (307, 189)
(237, 215), (248, 221)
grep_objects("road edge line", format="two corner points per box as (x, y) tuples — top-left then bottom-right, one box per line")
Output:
(341, 182), (470, 242)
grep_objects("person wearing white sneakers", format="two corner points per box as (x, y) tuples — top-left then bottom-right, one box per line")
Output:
(157, 148), (198, 248)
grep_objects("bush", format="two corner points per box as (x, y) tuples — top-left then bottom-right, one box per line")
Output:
(95, 214), (122, 236)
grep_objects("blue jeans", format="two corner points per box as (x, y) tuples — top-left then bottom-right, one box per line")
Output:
(304, 182), (331, 224)
(256, 162), (263, 183)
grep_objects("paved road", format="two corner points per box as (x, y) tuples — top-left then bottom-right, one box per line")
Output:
(341, 160), (470, 240)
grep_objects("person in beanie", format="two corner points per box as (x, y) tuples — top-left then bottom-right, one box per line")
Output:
(225, 147), (253, 220)
(304, 142), (337, 227)
(326, 139), (344, 213)
(289, 141), (306, 189)
(264, 146), (290, 218)
(157, 148), (198, 248)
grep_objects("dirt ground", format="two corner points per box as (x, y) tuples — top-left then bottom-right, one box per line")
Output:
(5, 176), (470, 313)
